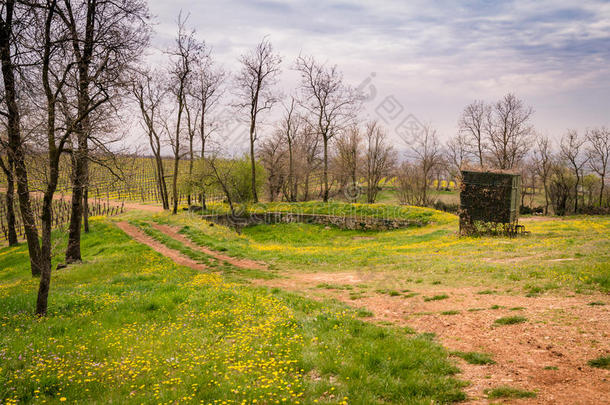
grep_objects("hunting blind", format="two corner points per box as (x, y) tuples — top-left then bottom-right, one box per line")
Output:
(459, 169), (523, 235)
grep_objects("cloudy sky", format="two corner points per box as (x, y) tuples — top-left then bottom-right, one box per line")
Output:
(147, 0), (610, 144)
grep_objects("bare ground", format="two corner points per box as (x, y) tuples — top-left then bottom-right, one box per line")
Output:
(115, 221), (207, 271)
(149, 223), (268, 270)
(254, 271), (610, 405)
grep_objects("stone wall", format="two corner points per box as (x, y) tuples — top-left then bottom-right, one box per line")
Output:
(198, 211), (424, 231)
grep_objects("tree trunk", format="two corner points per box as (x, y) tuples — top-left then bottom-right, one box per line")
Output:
(83, 185), (89, 233)
(36, 189), (55, 316)
(172, 154), (179, 214)
(288, 142), (295, 202)
(66, 138), (87, 263)
(155, 156), (169, 210)
(574, 172), (580, 213)
(599, 173), (605, 207)
(0, 3), (42, 275)
(0, 156), (18, 246)
(323, 136), (329, 202)
(66, 0), (95, 263)
(250, 125), (258, 203)
(543, 181), (549, 215)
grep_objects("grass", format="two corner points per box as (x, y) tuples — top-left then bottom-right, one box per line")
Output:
(146, 210), (610, 295)
(494, 316), (528, 325)
(201, 200), (455, 225)
(587, 356), (610, 369)
(0, 218), (466, 404)
(424, 294), (449, 302)
(451, 351), (496, 365)
(441, 310), (461, 315)
(485, 386), (537, 399)
(477, 289), (495, 295)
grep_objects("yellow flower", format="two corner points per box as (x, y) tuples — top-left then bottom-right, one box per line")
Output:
(60, 398), (67, 402)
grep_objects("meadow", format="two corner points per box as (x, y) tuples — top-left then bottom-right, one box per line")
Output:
(1, 203), (609, 403)
(0, 218), (465, 404)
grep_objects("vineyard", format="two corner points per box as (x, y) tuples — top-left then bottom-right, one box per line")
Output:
(0, 193), (125, 242)
(0, 155), (229, 243)
(0, 154), (193, 205)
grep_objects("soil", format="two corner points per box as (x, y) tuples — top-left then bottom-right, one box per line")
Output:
(115, 222), (206, 271)
(253, 271), (610, 405)
(149, 223), (268, 270)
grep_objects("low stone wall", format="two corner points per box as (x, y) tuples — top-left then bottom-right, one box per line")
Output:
(197, 211), (424, 231)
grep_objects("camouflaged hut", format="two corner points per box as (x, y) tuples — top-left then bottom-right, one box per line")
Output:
(459, 169), (521, 235)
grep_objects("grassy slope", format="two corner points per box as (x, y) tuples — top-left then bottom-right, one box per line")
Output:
(201, 201), (455, 225)
(153, 211), (610, 294)
(0, 219), (465, 404)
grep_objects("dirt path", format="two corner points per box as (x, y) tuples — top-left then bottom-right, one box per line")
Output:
(115, 222), (207, 271)
(149, 223), (268, 270)
(254, 271), (610, 405)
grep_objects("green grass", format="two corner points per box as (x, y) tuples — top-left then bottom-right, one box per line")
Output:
(451, 351), (496, 365)
(441, 310), (461, 315)
(0, 219), (466, 404)
(201, 201), (455, 225)
(477, 289), (495, 295)
(424, 294), (449, 302)
(147, 211), (610, 294)
(494, 316), (528, 325)
(485, 386), (537, 399)
(587, 356), (610, 369)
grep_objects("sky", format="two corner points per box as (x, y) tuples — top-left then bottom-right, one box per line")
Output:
(144, 0), (610, 150)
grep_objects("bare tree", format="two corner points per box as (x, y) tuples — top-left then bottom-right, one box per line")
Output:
(409, 123), (443, 206)
(278, 96), (300, 201)
(64, 0), (150, 263)
(458, 100), (488, 167)
(396, 161), (425, 206)
(487, 93), (533, 169)
(166, 14), (201, 214)
(0, 0), (42, 275)
(333, 125), (361, 200)
(586, 127), (610, 206)
(0, 132), (18, 245)
(532, 135), (553, 214)
(191, 50), (224, 208)
(295, 55), (361, 202)
(131, 69), (170, 210)
(259, 131), (286, 202)
(295, 121), (321, 201)
(445, 133), (470, 184)
(363, 121), (395, 203)
(560, 130), (588, 213)
(234, 38), (281, 203)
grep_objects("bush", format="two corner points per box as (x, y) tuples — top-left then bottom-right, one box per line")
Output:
(433, 200), (460, 214)
(519, 205), (544, 215)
